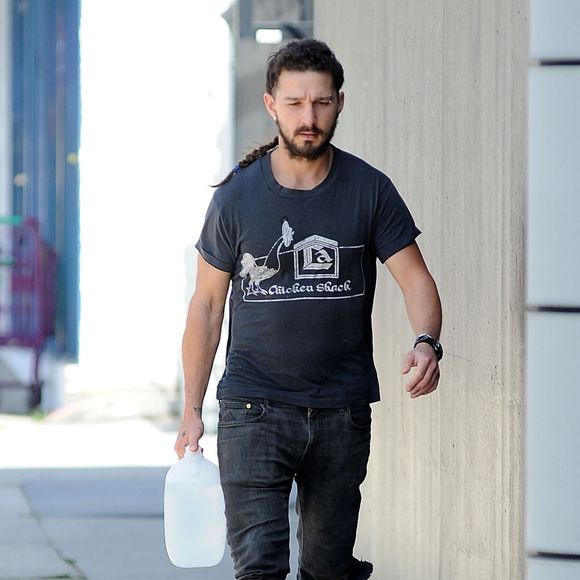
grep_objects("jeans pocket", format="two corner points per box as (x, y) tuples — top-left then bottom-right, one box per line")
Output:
(346, 404), (372, 430)
(218, 398), (267, 426)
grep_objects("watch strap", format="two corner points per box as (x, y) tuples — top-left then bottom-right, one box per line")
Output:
(414, 333), (443, 361)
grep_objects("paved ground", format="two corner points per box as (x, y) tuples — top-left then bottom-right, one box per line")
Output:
(0, 386), (299, 579)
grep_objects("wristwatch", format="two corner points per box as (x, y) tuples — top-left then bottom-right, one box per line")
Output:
(413, 333), (443, 361)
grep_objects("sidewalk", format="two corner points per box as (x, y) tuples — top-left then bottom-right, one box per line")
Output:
(0, 386), (298, 579)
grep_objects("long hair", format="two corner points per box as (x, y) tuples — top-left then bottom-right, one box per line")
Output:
(212, 137), (279, 188)
(212, 39), (344, 188)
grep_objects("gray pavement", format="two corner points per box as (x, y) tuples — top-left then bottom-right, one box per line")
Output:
(0, 386), (299, 579)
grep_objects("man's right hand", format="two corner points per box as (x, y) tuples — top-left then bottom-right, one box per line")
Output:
(174, 412), (204, 458)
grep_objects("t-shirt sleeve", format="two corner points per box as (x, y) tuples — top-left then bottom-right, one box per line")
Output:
(374, 179), (421, 263)
(195, 193), (237, 273)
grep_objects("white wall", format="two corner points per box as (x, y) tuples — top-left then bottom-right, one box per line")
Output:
(527, 0), (580, 575)
(77, 1), (233, 399)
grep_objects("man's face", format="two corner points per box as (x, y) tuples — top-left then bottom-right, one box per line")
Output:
(264, 70), (344, 160)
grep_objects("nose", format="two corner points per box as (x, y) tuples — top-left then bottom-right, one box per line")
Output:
(301, 103), (316, 127)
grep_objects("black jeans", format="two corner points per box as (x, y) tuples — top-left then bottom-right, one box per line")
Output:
(217, 398), (372, 580)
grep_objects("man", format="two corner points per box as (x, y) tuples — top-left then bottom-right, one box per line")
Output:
(175, 39), (442, 580)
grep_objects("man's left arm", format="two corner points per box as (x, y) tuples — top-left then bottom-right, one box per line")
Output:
(385, 242), (443, 399)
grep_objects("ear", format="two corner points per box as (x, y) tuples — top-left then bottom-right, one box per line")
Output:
(263, 92), (276, 120)
(337, 91), (345, 114)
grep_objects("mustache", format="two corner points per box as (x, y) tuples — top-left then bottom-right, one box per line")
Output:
(294, 125), (323, 136)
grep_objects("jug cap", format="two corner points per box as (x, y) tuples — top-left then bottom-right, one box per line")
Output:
(185, 446), (203, 457)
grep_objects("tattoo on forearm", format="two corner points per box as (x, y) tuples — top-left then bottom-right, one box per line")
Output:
(192, 406), (202, 416)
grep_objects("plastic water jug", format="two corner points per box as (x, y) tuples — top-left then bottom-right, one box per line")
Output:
(164, 448), (227, 567)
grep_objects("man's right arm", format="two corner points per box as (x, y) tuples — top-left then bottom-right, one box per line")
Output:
(174, 254), (231, 458)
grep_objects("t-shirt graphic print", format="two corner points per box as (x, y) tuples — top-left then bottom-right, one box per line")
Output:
(240, 219), (365, 302)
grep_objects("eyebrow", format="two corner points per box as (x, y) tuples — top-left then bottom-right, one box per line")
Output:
(283, 95), (334, 102)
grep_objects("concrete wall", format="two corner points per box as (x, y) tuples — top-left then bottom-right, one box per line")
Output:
(315, 2), (527, 579)
(234, 39), (278, 159)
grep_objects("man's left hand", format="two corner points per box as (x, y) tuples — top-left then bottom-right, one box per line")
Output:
(401, 342), (440, 398)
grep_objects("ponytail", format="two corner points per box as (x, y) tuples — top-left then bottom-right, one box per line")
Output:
(212, 137), (279, 187)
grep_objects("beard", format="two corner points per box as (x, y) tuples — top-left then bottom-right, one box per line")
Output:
(276, 113), (339, 160)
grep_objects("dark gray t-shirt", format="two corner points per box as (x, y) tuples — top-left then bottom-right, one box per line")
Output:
(196, 146), (420, 407)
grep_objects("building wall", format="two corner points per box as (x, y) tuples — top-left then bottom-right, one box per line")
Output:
(226, 0), (313, 161)
(234, 39), (279, 160)
(315, 2), (527, 579)
(0, 0), (9, 216)
(526, 1), (580, 577)
(10, 0), (81, 361)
